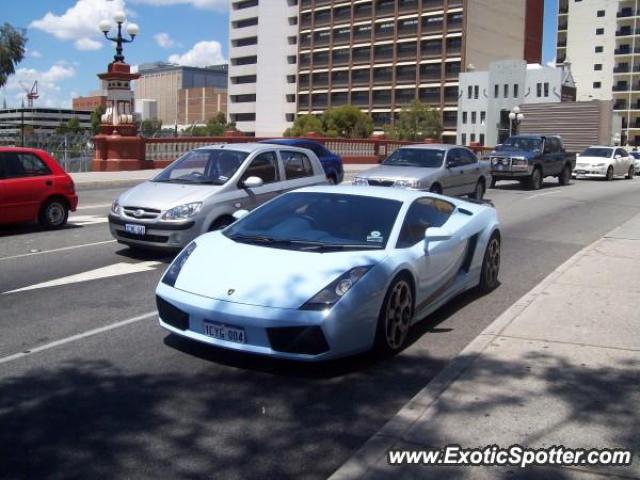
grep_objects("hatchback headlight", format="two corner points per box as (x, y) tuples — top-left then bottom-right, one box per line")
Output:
(353, 177), (368, 186)
(162, 241), (197, 287)
(394, 179), (420, 189)
(300, 266), (372, 310)
(162, 202), (203, 220)
(111, 199), (122, 215)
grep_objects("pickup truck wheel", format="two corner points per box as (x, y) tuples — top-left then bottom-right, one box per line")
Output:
(470, 179), (485, 200)
(558, 165), (571, 186)
(429, 183), (443, 195)
(526, 168), (543, 190)
(606, 166), (614, 181)
(490, 177), (497, 188)
(626, 166), (635, 180)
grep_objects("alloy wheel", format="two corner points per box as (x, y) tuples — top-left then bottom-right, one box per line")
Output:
(485, 237), (500, 289)
(384, 280), (413, 351)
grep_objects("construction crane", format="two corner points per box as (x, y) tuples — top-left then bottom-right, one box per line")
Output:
(19, 81), (39, 108)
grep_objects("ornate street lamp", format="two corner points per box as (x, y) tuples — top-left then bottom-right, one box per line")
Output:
(508, 106), (524, 136)
(99, 11), (139, 63)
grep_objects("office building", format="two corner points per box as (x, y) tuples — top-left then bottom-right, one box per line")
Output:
(134, 62), (228, 125)
(557, 0), (640, 145)
(178, 86), (227, 125)
(296, 0), (544, 141)
(0, 108), (92, 142)
(457, 59), (576, 146)
(228, 0), (299, 136)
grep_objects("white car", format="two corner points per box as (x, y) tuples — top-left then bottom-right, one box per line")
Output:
(573, 146), (635, 181)
(630, 151), (640, 175)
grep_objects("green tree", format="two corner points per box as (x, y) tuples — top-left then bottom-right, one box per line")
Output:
(321, 105), (373, 139)
(0, 23), (27, 88)
(66, 116), (82, 133)
(284, 114), (324, 137)
(90, 105), (106, 135)
(56, 122), (69, 135)
(393, 100), (442, 141)
(140, 118), (163, 137)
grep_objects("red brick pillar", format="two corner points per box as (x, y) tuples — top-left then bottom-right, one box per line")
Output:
(91, 134), (145, 171)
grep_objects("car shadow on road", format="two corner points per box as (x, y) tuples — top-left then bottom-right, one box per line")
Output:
(490, 181), (575, 192)
(114, 246), (175, 264)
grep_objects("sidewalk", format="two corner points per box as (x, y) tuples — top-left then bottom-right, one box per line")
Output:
(71, 164), (375, 191)
(331, 215), (640, 479)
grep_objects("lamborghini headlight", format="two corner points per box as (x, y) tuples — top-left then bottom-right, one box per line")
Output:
(162, 241), (197, 287)
(162, 202), (203, 221)
(300, 266), (372, 310)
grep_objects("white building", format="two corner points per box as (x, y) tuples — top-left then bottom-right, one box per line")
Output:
(135, 99), (158, 121)
(228, 0), (299, 136)
(457, 60), (575, 147)
(557, 0), (640, 145)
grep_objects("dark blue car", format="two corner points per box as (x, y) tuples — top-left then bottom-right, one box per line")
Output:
(259, 139), (344, 184)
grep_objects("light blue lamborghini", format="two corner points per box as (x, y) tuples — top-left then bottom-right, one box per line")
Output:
(155, 186), (501, 361)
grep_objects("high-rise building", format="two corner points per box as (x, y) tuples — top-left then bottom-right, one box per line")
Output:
(296, 0), (544, 142)
(134, 63), (227, 125)
(556, 0), (640, 145)
(228, 0), (299, 136)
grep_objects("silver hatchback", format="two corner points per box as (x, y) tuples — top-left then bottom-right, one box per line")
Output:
(109, 143), (327, 250)
(353, 144), (492, 199)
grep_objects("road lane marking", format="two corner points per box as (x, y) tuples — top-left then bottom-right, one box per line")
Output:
(524, 189), (562, 200)
(0, 240), (117, 262)
(3, 261), (163, 294)
(68, 214), (109, 225)
(76, 203), (112, 210)
(0, 311), (157, 366)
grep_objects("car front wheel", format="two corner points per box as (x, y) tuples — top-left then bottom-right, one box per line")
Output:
(469, 179), (485, 200)
(526, 168), (543, 190)
(39, 199), (69, 229)
(375, 276), (414, 355)
(606, 166), (614, 181)
(558, 165), (571, 185)
(626, 166), (634, 180)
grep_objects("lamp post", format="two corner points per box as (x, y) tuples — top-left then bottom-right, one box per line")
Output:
(508, 106), (524, 136)
(98, 11), (139, 63)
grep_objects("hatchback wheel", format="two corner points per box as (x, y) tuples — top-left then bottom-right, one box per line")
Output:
(375, 276), (414, 355)
(39, 199), (68, 229)
(429, 183), (443, 195)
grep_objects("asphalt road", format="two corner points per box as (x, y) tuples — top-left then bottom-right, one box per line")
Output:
(1, 178), (640, 480)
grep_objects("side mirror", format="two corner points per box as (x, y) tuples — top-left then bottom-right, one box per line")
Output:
(232, 209), (249, 220)
(242, 176), (264, 188)
(615, 154), (622, 160)
(446, 160), (458, 169)
(424, 226), (453, 243)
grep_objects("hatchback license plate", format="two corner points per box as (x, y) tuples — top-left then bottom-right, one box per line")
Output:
(203, 321), (246, 344)
(125, 224), (146, 235)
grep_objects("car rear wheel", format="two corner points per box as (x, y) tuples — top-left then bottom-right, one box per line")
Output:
(526, 168), (543, 190)
(478, 233), (501, 293)
(606, 166), (614, 181)
(558, 165), (571, 186)
(626, 166), (634, 180)
(375, 276), (414, 355)
(469, 179), (485, 200)
(490, 177), (497, 188)
(39, 199), (68, 229)
(327, 175), (337, 185)
(429, 183), (443, 195)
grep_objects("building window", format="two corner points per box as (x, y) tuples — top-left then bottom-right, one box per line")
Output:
(595, 46), (603, 53)
(462, 111), (468, 124)
(474, 85), (479, 99)
(480, 134), (485, 145)
(593, 81), (602, 89)
(536, 82), (542, 97)
(597, 10), (605, 17)
(285, 113), (295, 122)
(480, 111), (486, 124)
(494, 84), (499, 98)
(287, 75), (296, 83)
(461, 133), (467, 145)
(503, 84), (509, 98)
(286, 94), (296, 103)
(544, 82), (549, 97)
(514, 84), (519, 97)
(594, 64), (602, 71)
(596, 28), (604, 35)
(470, 133), (476, 142)
(233, 36), (258, 47)
(471, 111), (477, 124)
(468, 86), (472, 99)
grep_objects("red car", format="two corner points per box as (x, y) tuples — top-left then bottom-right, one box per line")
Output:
(0, 147), (78, 228)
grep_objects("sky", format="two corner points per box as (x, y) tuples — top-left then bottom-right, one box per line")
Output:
(2, 0), (558, 109)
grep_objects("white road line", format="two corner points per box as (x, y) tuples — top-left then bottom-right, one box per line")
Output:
(68, 214), (109, 225)
(4, 261), (163, 294)
(0, 311), (157, 366)
(0, 240), (117, 262)
(525, 189), (562, 200)
(76, 203), (112, 210)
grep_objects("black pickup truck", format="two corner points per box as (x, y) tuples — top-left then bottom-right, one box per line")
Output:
(489, 135), (576, 190)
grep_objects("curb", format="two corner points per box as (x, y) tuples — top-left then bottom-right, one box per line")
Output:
(328, 238), (599, 480)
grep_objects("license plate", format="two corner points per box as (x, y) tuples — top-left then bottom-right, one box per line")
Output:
(203, 321), (246, 344)
(125, 224), (146, 235)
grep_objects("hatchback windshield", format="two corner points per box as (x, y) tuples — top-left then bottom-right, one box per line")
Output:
(382, 148), (444, 168)
(500, 137), (542, 151)
(581, 147), (613, 158)
(225, 192), (402, 251)
(154, 149), (248, 185)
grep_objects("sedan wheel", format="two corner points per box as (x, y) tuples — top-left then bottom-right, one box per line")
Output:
(479, 234), (500, 293)
(375, 277), (414, 354)
(470, 180), (485, 200)
(626, 166), (634, 180)
(429, 184), (443, 195)
(606, 166), (614, 181)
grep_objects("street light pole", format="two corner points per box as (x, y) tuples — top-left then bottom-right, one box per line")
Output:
(99, 12), (139, 63)
(508, 106), (524, 136)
